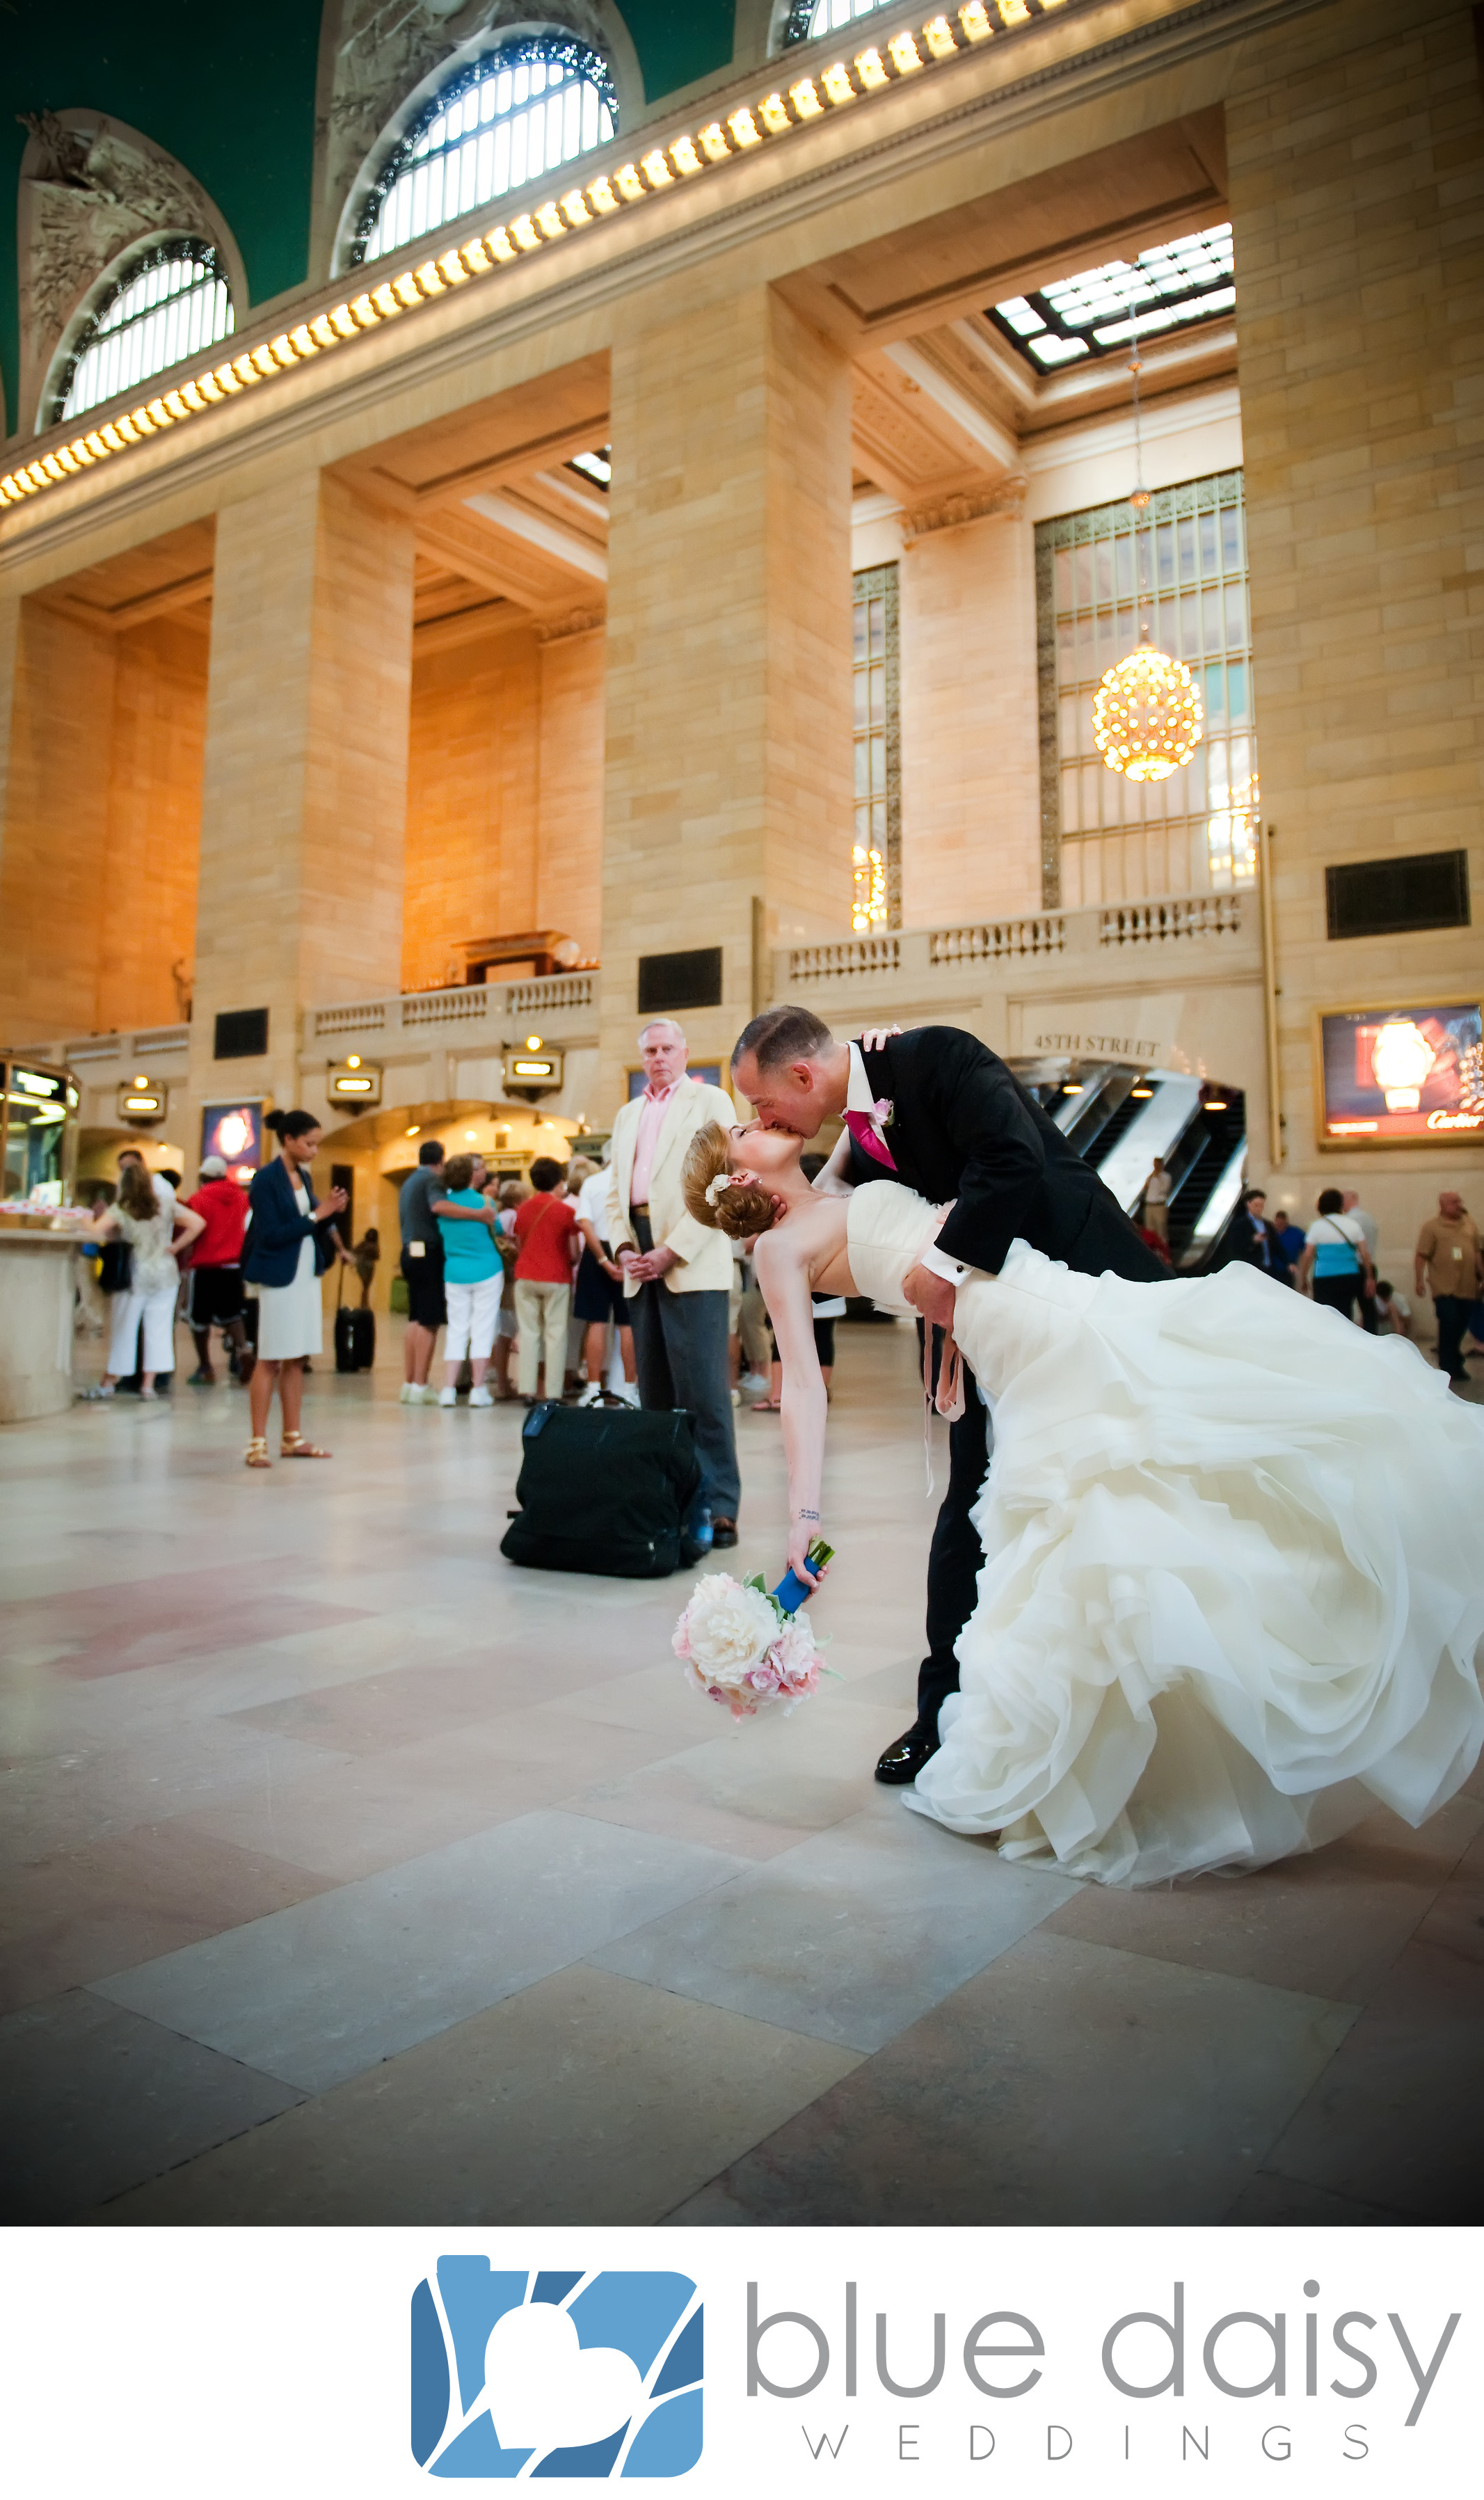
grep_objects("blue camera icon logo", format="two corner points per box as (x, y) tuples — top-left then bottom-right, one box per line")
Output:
(411, 2263), (703, 2479)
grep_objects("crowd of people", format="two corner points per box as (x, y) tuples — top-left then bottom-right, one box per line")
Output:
(1135, 1159), (1483, 1383)
(68, 1048), (1484, 1476)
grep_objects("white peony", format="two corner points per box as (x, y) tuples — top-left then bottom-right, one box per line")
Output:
(674, 1573), (780, 1689)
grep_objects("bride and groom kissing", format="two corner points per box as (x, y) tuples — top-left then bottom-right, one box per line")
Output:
(683, 1004), (1484, 1890)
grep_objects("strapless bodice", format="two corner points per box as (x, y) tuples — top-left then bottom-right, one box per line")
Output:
(843, 1179), (1078, 1397)
(843, 1179), (940, 1315)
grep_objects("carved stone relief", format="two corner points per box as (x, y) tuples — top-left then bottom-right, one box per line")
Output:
(900, 476), (1028, 543)
(534, 603), (605, 641)
(313, 0), (643, 282)
(16, 109), (246, 433)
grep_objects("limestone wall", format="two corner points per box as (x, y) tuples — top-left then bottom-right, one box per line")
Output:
(403, 626), (541, 996)
(0, 600), (205, 1040)
(98, 616), (206, 1034)
(401, 618), (606, 998)
(1229, 0), (1484, 1248)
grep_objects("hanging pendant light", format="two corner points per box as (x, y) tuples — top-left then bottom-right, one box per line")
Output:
(1093, 352), (1204, 784)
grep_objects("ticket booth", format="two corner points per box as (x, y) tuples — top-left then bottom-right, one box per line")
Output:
(1, 1056), (79, 1209)
(0, 1053), (81, 1423)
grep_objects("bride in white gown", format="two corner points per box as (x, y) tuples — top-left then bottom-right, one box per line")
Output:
(680, 1121), (1484, 1888)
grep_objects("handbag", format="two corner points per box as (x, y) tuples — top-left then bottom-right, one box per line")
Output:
(98, 1238), (133, 1295)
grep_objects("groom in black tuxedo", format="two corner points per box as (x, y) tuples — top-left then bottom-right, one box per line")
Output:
(731, 1005), (1166, 1785)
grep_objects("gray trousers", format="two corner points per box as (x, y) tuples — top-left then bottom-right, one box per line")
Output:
(628, 1227), (740, 1516)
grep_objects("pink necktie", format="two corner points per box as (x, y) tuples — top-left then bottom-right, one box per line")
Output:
(845, 1109), (897, 1171)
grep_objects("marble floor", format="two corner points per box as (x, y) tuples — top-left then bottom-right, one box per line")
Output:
(2, 1317), (1481, 2229)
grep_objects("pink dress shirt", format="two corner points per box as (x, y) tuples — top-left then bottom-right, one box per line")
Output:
(630, 1078), (683, 1204)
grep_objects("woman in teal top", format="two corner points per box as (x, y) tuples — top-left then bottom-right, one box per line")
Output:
(1296, 1186), (1374, 1324)
(431, 1155), (503, 1408)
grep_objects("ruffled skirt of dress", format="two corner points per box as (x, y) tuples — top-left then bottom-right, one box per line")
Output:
(905, 1244), (1484, 1886)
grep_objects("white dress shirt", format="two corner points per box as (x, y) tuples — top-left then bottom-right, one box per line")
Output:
(847, 1042), (970, 1286)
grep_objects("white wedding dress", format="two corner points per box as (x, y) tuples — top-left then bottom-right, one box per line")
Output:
(845, 1179), (1484, 1886)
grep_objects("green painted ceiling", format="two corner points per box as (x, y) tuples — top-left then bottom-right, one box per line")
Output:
(0, 1), (740, 438)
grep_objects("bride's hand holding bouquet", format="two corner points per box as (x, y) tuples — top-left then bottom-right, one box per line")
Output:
(668, 1117), (851, 1717)
(784, 1512), (830, 1593)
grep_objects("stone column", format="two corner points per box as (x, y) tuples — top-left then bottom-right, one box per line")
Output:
(537, 621), (605, 966)
(600, 283), (854, 1100)
(189, 471), (415, 1127)
(1228, 0), (1484, 1233)
(0, 596), (116, 1041)
(900, 509), (1041, 929)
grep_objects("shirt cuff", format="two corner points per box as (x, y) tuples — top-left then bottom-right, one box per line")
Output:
(920, 1241), (971, 1287)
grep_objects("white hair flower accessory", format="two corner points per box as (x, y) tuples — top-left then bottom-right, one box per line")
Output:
(704, 1173), (736, 1208)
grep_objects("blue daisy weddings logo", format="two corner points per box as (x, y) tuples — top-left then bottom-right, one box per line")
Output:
(410, 2263), (703, 2479)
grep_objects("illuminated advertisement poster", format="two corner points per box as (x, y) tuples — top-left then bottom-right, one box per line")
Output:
(1318, 1001), (1484, 1143)
(200, 1099), (264, 1181)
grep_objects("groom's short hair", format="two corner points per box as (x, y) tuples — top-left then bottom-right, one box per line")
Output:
(733, 1004), (833, 1073)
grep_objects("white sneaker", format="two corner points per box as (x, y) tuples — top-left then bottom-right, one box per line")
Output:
(576, 1383), (603, 1407)
(399, 1382), (417, 1405)
(615, 1383), (641, 1408)
(468, 1386), (494, 1408)
(731, 1387), (741, 1407)
(438, 1386), (458, 1408)
(740, 1372), (769, 1399)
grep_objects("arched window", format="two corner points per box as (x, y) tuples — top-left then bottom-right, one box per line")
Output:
(352, 38), (616, 269)
(782, 0), (894, 40)
(55, 239), (234, 424)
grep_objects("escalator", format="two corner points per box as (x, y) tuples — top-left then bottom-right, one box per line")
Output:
(1061, 1069), (1137, 1162)
(1166, 1092), (1247, 1266)
(1079, 1085), (1146, 1177)
(1007, 1054), (1248, 1266)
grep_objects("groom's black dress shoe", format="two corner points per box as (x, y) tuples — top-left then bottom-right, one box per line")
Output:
(875, 1724), (941, 1785)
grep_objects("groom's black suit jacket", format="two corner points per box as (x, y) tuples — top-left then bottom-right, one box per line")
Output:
(848, 1027), (1165, 1284)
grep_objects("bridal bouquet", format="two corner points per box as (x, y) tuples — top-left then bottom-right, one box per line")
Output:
(673, 1572), (826, 1720)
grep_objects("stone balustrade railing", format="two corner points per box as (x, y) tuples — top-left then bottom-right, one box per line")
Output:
(786, 936), (902, 982)
(1098, 895), (1246, 946)
(780, 891), (1252, 989)
(39, 902), (1251, 1081)
(47, 1022), (191, 1065)
(930, 916), (1067, 964)
(309, 971), (595, 1043)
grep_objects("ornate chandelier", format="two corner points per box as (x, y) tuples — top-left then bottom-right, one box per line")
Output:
(1094, 629), (1204, 783)
(852, 841), (886, 932)
(1093, 351), (1204, 784)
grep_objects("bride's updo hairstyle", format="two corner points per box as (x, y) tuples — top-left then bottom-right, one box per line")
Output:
(682, 1127), (781, 1241)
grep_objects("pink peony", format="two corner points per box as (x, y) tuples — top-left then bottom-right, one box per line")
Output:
(769, 1613), (820, 1695)
(675, 1570), (827, 1718)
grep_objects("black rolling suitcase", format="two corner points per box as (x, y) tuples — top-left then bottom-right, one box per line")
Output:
(501, 1403), (705, 1578)
(334, 1271), (376, 1373)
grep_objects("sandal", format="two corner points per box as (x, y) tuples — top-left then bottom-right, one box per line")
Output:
(244, 1436), (271, 1468)
(280, 1431), (332, 1458)
(751, 1399), (783, 1412)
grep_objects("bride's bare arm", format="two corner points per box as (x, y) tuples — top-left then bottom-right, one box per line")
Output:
(753, 1227), (829, 1588)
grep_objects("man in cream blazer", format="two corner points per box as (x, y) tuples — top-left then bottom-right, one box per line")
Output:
(606, 1019), (741, 1545)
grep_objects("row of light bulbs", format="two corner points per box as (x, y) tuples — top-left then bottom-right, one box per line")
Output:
(1, 1), (1065, 513)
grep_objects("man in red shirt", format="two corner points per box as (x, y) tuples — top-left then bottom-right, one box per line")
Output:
(512, 1154), (580, 1403)
(185, 1155), (254, 1386)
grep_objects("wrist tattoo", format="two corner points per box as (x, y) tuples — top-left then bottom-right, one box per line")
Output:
(796, 1508), (820, 1521)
